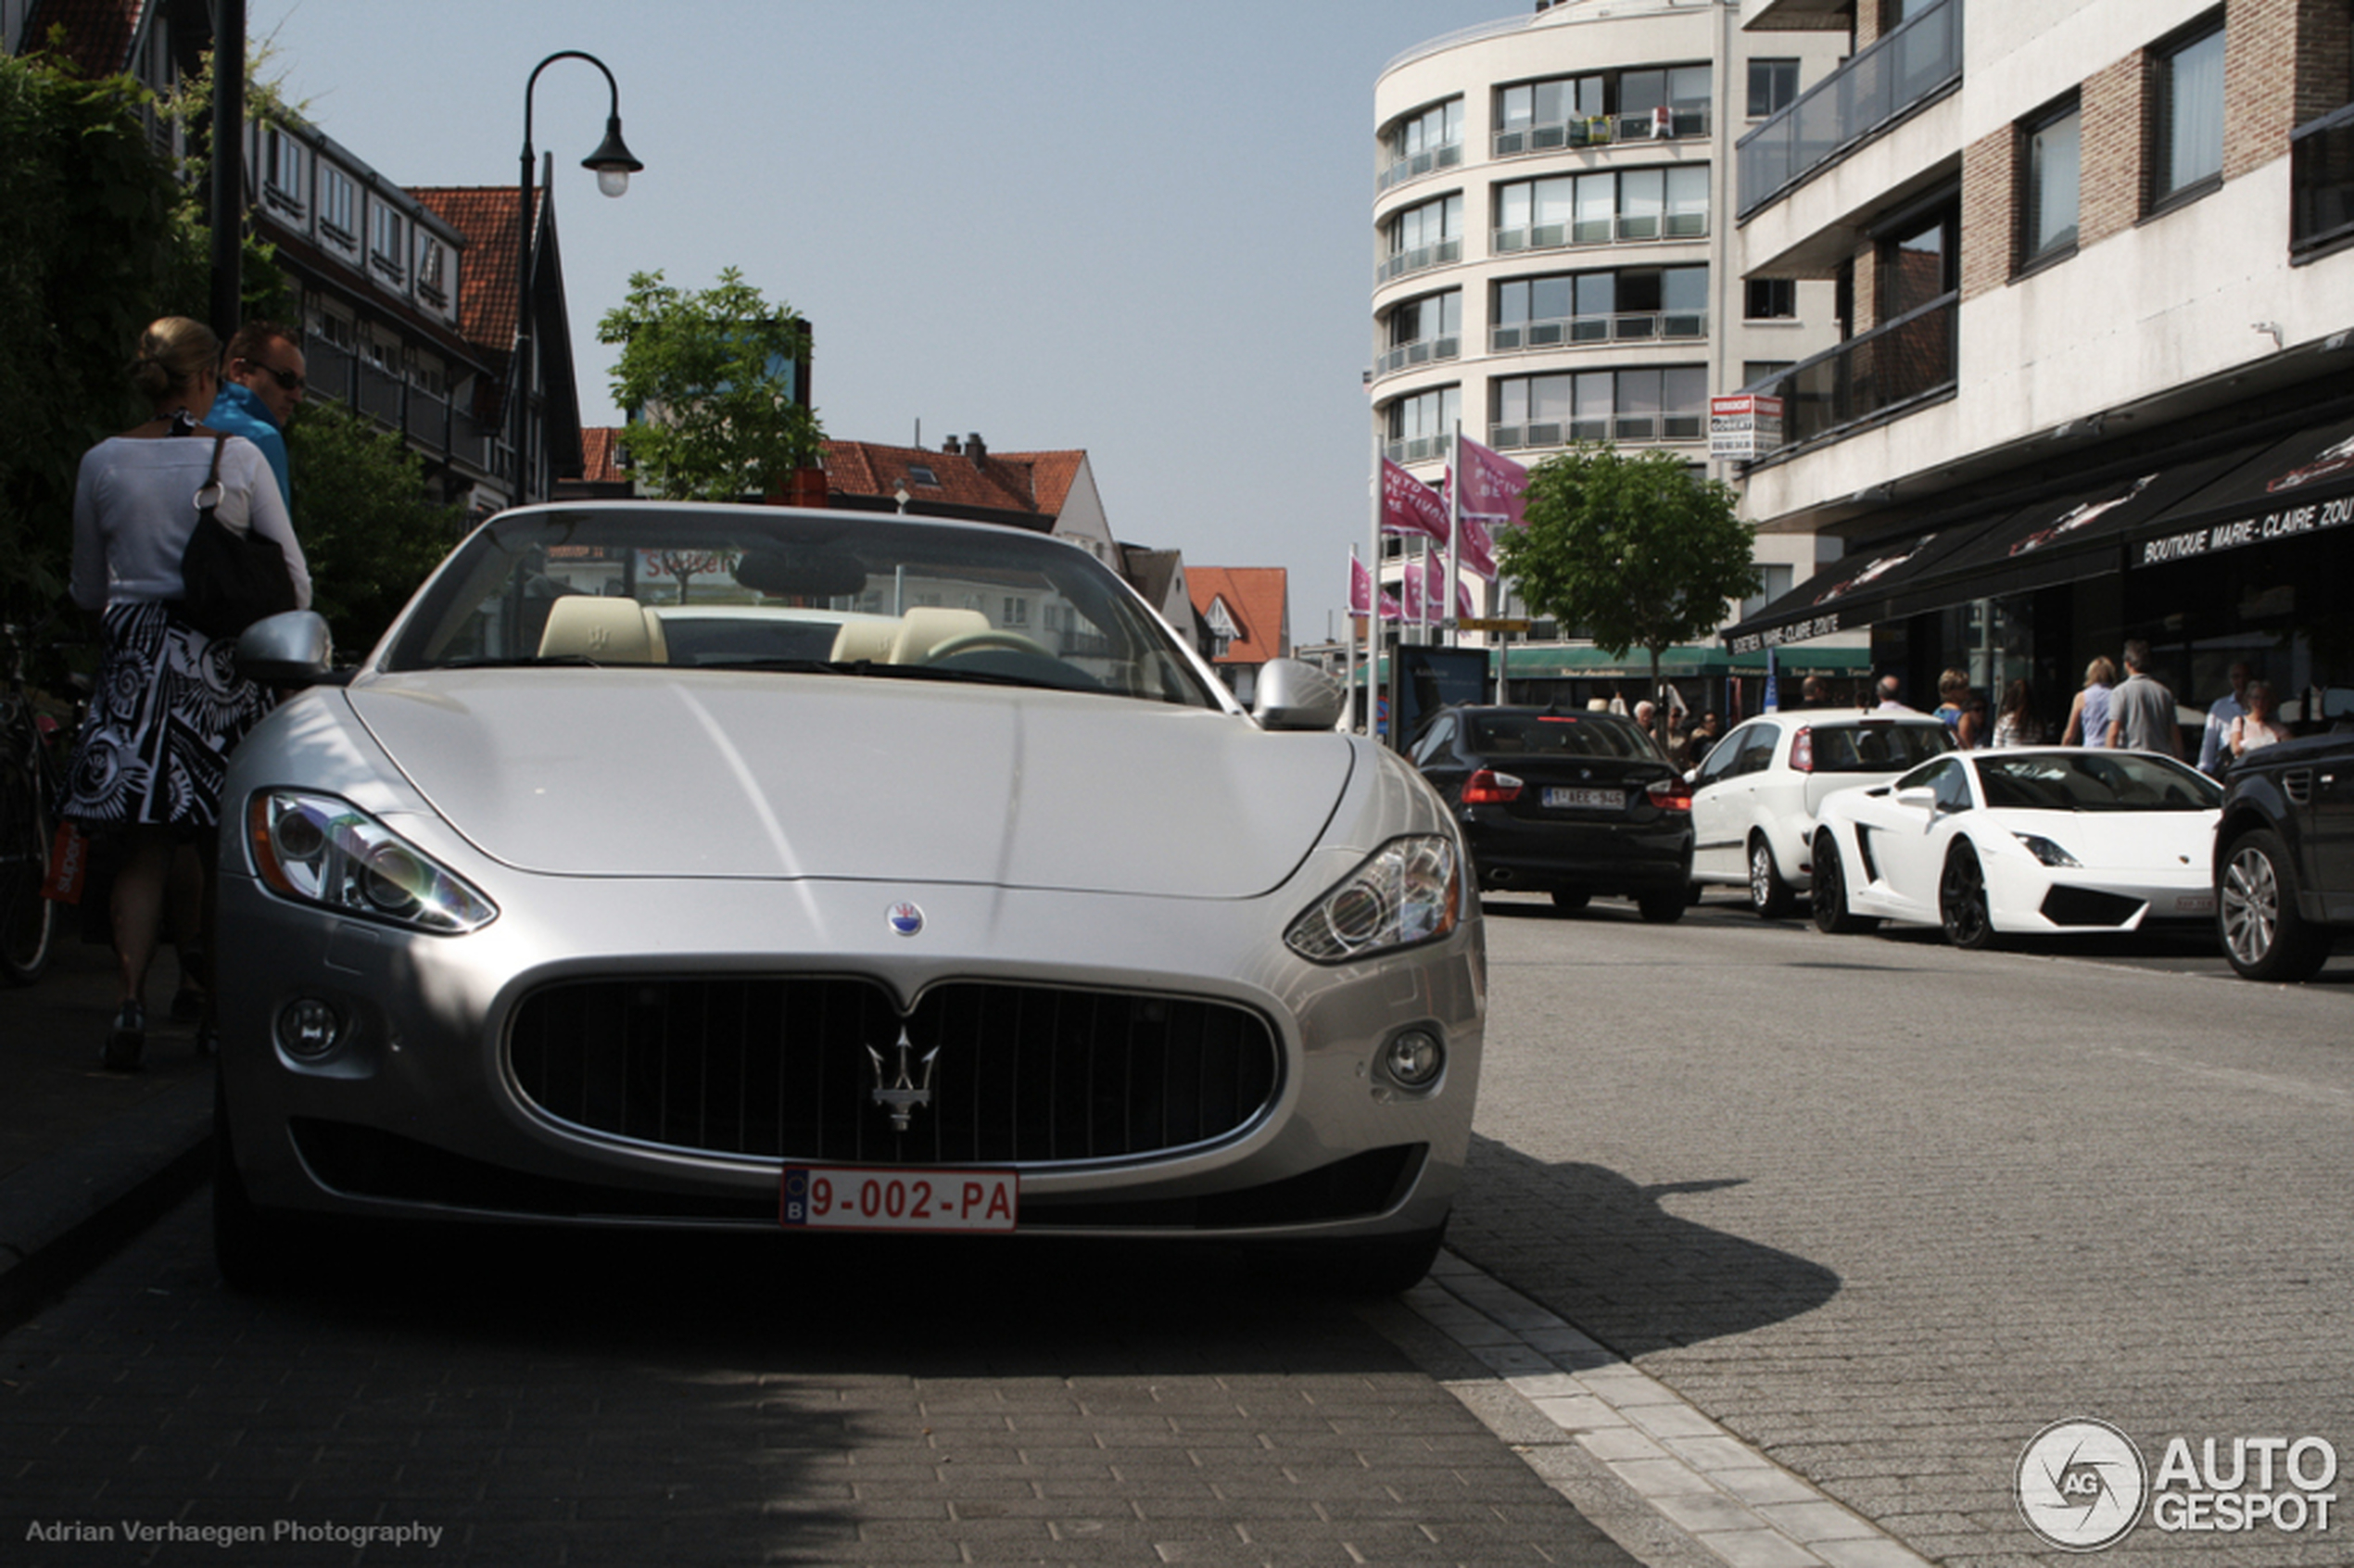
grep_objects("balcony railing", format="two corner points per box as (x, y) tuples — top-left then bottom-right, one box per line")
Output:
(1493, 107), (1710, 158)
(1737, 0), (1963, 219)
(1376, 237), (1462, 285)
(1493, 212), (1709, 254)
(1490, 310), (1707, 352)
(304, 330), (500, 479)
(1377, 141), (1462, 193)
(1383, 433), (1451, 464)
(1488, 413), (1704, 450)
(2291, 102), (2354, 258)
(1375, 335), (1462, 377)
(1752, 293), (1956, 449)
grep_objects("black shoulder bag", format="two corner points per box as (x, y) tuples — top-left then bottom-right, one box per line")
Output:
(175, 433), (298, 640)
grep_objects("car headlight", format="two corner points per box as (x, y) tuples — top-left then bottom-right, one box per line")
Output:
(2013, 832), (2082, 868)
(1285, 835), (1462, 963)
(247, 790), (497, 934)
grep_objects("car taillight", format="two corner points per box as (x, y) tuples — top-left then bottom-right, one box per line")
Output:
(1791, 726), (1814, 773)
(1463, 768), (1523, 804)
(1646, 776), (1692, 813)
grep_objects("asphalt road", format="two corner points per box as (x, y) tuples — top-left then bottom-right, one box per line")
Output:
(3, 891), (2348, 1567)
(1459, 889), (2354, 1568)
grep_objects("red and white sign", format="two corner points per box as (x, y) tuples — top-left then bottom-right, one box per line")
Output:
(1710, 396), (1784, 462)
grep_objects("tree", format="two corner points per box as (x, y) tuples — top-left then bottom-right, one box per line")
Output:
(1495, 444), (1761, 753)
(285, 403), (466, 656)
(0, 44), (286, 625)
(597, 269), (823, 503)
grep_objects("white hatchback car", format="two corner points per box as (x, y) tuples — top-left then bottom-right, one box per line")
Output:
(1689, 710), (1955, 916)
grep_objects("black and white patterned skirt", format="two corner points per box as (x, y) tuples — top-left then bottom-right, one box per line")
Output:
(64, 601), (274, 835)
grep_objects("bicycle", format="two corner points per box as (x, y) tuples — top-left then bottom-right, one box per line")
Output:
(1, 619), (72, 986)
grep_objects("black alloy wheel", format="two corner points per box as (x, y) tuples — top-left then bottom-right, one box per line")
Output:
(2219, 829), (2335, 982)
(1748, 835), (1797, 919)
(1939, 845), (1999, 951)
(1810, 829), (1877, 935)
(0, 753), (57, 986)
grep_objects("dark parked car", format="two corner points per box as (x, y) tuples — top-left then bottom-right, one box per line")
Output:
(2214, 729), (2354, 980)
(1409, 704), (1693, 921)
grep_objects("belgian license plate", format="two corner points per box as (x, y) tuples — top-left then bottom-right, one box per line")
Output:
(1543, 787), (1624, 811)
(779, 1167), (1018, 1233)
(2175, 892), (2217, 915)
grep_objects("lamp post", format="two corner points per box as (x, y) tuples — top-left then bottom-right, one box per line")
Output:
(512, 50), (642, 507)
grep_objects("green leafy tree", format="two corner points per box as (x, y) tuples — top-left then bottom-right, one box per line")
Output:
(0, 44), (285, 623)
(285, 403), (466, 657)
(598, 268), (823, 502)
(1495, 444), (1762, 753)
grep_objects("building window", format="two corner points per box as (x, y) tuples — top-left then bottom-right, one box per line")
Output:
(1493, 266), (1707, 349)
(1877, 197), (1958, 318)
(1379, 290), (1462, 374)
(1495, 64), (1709, 152)
(2151, 14), (2226, 209)
(320, 166), (355, 240)
(261, 124), (304, 213)
(1740, 564), (1795, 621)
(1003, 597), (1029, 627)
(1380, 194), (1462, 282)
(1384, 385), (1461, 462)
(1744, 278), (1797, 319)
(2019, 96), (2082, 267)
(1494, 167), (1708, 252)
(1742, 360), (1796, 388)
(1380, 97), (1463, 189)
(1489, 366), (1706, 449)
(370, 204), (405, 280)
(416, 235), (449, 303)
(1748, 58), (1800, 119)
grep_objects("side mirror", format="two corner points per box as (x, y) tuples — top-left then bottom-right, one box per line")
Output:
(235, 610), (335, 687)
(1893, 785), (1937, 813)
(1251, 659), (1346, 732)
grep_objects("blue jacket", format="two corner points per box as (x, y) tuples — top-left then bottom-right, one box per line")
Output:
(206, 381), (291, 509)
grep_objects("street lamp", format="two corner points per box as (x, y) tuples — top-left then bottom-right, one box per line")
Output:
(512, 50), (643, 506)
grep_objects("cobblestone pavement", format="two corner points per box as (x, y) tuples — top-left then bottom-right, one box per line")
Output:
(1449, 893), (2354, 1568)
(0, 1200), (1645, 1567)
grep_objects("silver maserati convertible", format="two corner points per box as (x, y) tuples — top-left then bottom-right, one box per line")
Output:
(213, 504), (1484, 1293)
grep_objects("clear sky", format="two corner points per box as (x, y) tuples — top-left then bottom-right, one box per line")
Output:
(242, 0), (1516, 643)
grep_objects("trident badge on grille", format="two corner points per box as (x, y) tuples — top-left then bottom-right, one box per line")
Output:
(867, 1027), (940, 1132)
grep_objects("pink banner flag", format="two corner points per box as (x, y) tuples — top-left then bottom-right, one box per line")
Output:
(1351, 551), (1401, 620)
(1457, 436), (1528, 527)
(1400, 563), (1424, 621)
(1380, 459), (1449, 544)
(1423, 550), (1448, 610)
(1458, 512), (1498, 580)
(1457, 577), (1475, 618)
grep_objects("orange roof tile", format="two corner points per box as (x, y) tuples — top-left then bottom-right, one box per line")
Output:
(19, 0), (142, 75)
(1188, 567), (1290, 664)
(411, 186), (534, 355)
(822, 440), (1081, 520)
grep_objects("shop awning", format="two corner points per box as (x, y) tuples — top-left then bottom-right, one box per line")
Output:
(1722, 407), (2354, 648)
(1501, 642), (1872, 678)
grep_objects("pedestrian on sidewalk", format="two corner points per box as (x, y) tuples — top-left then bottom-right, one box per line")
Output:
(63, 317), (310, 1071)
(2106, 639), (2181, 757)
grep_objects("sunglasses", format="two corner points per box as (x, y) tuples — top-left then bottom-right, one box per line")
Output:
(241, 360), (305, 394)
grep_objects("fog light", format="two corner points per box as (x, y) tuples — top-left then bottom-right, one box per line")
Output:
(1382, 1029), (1445, 1091)
(277, 997), (344, 1058)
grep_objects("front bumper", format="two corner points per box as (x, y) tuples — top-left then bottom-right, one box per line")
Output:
(216, 866), (1485, 1246)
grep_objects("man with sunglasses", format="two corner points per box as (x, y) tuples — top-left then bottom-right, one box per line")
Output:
(208, 320), (306, 507)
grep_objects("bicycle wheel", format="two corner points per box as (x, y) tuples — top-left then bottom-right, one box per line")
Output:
(0, 744), (57, 985)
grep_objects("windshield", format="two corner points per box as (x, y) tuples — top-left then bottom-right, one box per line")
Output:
(1972, 752), (2222, 812)
(377, 505), (1221, 709)
(1467, 712), (1656, 760)
(1805, 721), (1953, 774)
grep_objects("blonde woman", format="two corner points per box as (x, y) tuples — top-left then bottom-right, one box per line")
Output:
(2061, 656), (2116, 748)
(2230, 680), (2290, 758)
(64, 317), (311, 1070)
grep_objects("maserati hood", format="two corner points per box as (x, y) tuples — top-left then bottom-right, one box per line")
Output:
(345, 672), (1354, 898)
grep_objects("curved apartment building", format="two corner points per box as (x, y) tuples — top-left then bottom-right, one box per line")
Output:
(1372, 0), (1848, 697)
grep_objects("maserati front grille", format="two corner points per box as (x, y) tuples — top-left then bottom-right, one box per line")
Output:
(508, 976), (1281, 1166)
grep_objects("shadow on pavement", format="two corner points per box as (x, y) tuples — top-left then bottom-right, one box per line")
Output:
(1449, 1135), (1841, 1359)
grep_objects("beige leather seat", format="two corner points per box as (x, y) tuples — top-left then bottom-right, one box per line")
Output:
(888, 606), (991, 664)
(538, 596), (667, 664)
(829, 618), (900, 663)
